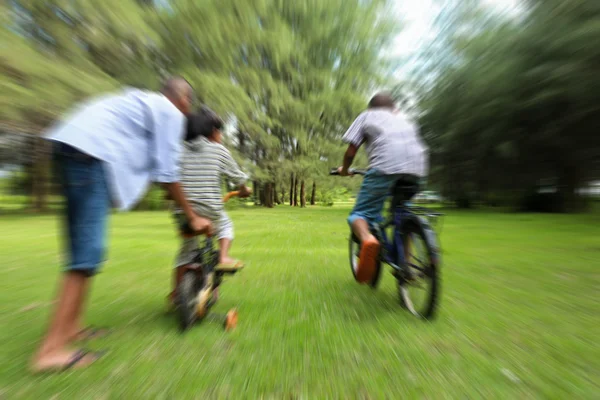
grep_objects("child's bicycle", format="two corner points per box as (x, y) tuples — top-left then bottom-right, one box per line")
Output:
(175, 191), (242, 331)
(330, 168), (443, 319)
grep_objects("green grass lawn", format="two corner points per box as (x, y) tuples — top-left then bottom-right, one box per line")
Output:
(0, 206), (599, 398)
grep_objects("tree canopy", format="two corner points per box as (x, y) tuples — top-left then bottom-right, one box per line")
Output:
(1, 0), (397, 209)
(405, 0), (600, 211)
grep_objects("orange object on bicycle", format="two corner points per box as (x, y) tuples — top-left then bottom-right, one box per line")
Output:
(223, 191), (240, 203)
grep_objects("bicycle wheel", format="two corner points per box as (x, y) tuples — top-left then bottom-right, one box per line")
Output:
(349, 234), (382, 288)
(397, 221), (439, 319)
(177, 270), (198, 331)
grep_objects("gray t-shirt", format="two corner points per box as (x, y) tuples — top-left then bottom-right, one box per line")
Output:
(342, 109), (429, 177)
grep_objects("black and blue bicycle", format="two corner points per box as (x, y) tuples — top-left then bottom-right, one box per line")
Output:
(331, 168), (443, 319)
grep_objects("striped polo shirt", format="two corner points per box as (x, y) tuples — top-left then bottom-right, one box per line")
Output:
(176, 136), (248, 219)
(342, 109), (429, 177)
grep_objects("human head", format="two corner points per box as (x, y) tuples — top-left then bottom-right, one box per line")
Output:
(185, 106), (224, 143)
(368, 92), (396, 110)
(160, 76), (195, 116)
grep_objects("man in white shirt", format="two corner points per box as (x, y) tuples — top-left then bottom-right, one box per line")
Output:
(32, 78), (211, 372)
(338, 92), (429, 284)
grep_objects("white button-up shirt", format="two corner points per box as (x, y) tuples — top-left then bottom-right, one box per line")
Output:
(46, 88), (185, 210)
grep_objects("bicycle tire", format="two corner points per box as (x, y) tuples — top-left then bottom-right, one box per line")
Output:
(349, 234), (382, 288)
(397, 219), (440, 319)
(177, 270), (198, 331)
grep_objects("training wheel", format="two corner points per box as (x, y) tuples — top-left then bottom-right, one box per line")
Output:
(196, 297), (207, 318)
(224, 309), (238, 331)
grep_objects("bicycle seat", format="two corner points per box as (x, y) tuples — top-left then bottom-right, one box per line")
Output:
(391, 175), (420, 205)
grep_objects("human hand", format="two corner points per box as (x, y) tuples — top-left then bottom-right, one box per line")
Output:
(337, 167), (353, 177)
(190, 215), (213, 236)
(239, 185), (252, 198)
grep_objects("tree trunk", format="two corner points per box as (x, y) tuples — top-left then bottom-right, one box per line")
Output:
(299, 180), (306, 207)
(300, 180), (306, 208)
(273, 182), (278, 205)
(259, 182), (274, 208)
(281, 185), (285, 204)
(259, 182), (266, 206)
(310, 181), (317, 205)
(268, 183), (274, 208)
(289, 173), (294, 206)
(265, 183), (270, 208)
(294, 177), (299, 207)
(253, 180), (259, 206)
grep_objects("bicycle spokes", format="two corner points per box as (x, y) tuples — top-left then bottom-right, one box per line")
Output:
(398, 229), (437, 319)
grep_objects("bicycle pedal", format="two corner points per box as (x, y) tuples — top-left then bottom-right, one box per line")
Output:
(222, 270), (238, 275)
(391, 270), (403, 281)
(391, 268), (414, 282)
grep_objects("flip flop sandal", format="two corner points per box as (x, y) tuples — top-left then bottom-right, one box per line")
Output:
(63, 349), (106, 371)
(76, 326), (111, 341)
(215, 260), (245, 272)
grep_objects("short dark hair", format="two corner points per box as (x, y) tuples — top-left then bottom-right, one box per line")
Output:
(160, 76), (193, 97)
(185, 106), (224, 142)
(368, 92), (395, 109)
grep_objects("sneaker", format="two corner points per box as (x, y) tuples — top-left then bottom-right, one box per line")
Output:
(356, 238), (380, 283)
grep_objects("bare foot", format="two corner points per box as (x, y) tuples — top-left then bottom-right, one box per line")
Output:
(31, 349), (104, 373)
(65, 326), (84, 342)
(220, 256), (236, 265)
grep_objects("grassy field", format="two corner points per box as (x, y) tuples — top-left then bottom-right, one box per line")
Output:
(0, 206), (599, 399)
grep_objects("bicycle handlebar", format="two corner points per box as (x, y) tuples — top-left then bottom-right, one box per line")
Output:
(223, 191), (240, 203)
(329, 168), (367, 176)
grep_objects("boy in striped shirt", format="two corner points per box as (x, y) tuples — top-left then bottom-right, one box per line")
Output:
(170, 107), (251, 303)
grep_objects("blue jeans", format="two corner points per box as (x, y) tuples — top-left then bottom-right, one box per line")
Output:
(348, 169), (404, 227)
(54, 142), (110, 276)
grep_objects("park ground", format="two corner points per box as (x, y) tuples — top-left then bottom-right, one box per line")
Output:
(0, 206), (599, 399)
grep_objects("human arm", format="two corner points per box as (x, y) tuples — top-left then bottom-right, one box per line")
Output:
(221, 146), (249, 184)
(152, 106), (212, 234)
(338, 113), (366, 176)
(220, 148), (252, 198)
(338, 144), (360, 176)
(160, 182), (211, 234)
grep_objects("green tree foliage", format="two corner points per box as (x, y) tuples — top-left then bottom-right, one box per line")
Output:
(408, 0), (600, 211)
(1, 0), (397, 209)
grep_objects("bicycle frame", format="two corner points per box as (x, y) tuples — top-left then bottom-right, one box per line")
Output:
(176, 190), (243, 279)
(330, 167), (442, 274)
(374, 199), (442, 273)
(373, 203), (408, 272)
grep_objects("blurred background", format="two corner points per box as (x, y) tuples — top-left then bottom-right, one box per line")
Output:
(1, 1), (599, 398)
(1, 0), (599, 212)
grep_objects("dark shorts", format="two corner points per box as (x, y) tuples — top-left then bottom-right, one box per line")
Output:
(54, 142), (110, 276)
